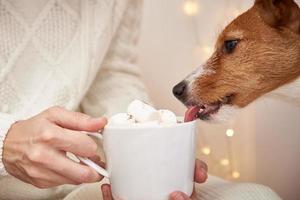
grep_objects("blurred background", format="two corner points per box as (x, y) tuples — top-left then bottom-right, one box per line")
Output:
(137, 0), (300, 200)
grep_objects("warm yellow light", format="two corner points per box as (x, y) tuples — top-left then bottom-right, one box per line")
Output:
(226, 129), (234, 137)
(232, 171), (240, 179)
(183, 0), (199, 16)
(203, 46), (213, 55)
(193, 45), (213, 61)
(201, 147), (211, 155)
(220, 159), (230, 166)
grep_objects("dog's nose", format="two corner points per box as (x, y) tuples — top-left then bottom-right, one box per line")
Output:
(173, 81), (187, 99)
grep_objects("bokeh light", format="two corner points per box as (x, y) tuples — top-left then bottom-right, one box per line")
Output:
(183, 0), (199, 16)
(201, 146), (211, 155)
(226, 129), (235, 137)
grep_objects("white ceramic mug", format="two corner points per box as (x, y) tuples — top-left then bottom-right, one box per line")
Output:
(80, 120), (196, 200)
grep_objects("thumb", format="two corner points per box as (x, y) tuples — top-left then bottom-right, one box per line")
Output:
(169, 192), (191, 200)
(43, 106), (107, 131)
(101, 184), (114, 200)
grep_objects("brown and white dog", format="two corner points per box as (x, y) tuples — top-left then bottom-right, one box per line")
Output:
(173, 0), (300, 122)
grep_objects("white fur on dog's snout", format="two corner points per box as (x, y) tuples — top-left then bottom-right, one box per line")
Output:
(185, 65), (214, 91)
(183, 66), (240, 123)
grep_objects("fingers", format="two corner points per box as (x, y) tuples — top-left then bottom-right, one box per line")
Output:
(194, 159), (208, 183)
(197, 159), (208, 172)
(28, 145), (102, 183)
(52, 155), (102, 183)
(100, 161), (206, 200)
(24, 164), (78, 188)
(43, 106), (107, 131)
(101, 184), (114, 200)
(169, 191), (191, 200)
(38, 125), (99, 158)
(89, 155), (106, 168)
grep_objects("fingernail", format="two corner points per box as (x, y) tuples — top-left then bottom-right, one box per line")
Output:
(93, 117), (104, 121)
(198, 160), (208, 172)
(104, 188), (110, 196)
(98, 117), (108, 124)
(199, 168), (208, 182)
(173, 193), (186, 200)
(200, 167), (207, 175)
(203, 165), (208, 173)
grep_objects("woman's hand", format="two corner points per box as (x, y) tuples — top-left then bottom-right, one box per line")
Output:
(101, 159), (208, 200)
(2, 106), (107, 188)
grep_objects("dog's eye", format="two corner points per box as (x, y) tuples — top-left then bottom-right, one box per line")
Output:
(224, 40), (239, 54)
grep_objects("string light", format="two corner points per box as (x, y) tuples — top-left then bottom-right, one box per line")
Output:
(232, 171), (240, 179)
(183, 0), (199, 16)
(226, 129), (234, 137)
(203, 45), (213, 55)
(220, 158), (230, 166)
(201, 146), (211, 155)
(194, 45), (213, 61)
(186, 1), (242, 180)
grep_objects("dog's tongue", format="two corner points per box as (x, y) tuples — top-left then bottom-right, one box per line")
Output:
(184, 106), (200, 122)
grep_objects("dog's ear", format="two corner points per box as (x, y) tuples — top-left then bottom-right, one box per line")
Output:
(254, 0), (300, 33)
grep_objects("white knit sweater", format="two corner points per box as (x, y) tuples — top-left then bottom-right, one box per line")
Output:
(0, 0), (148, 176)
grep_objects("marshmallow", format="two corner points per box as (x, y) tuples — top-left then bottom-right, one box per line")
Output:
(134, 121), (160, 127)
(127, 100), (160, 123)
(107, 100), (179, 128)
(108, 113), (136, 126)
(158, 109), (177, 124)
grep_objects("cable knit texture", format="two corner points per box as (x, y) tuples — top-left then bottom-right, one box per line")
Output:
(0, 0), (280, 199)
(0, 0), (148, 177)
(0, 113), (15, 176)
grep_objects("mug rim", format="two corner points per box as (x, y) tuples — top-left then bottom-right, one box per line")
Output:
(104, 117), (197, 130)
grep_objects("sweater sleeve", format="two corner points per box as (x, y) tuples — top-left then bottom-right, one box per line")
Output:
(0, 113), (16, 176)
(194, 175), (281, 200)
(80, 0), (150, 117)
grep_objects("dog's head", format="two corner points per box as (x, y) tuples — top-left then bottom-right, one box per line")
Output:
(173, 0), (300, 122)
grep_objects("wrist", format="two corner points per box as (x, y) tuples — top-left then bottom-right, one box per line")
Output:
(0, 114), (17, 176)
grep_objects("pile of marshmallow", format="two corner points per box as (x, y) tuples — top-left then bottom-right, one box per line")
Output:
(107, 99), (178, 127)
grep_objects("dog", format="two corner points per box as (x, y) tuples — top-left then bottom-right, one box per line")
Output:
(173, 0), (300, 122)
